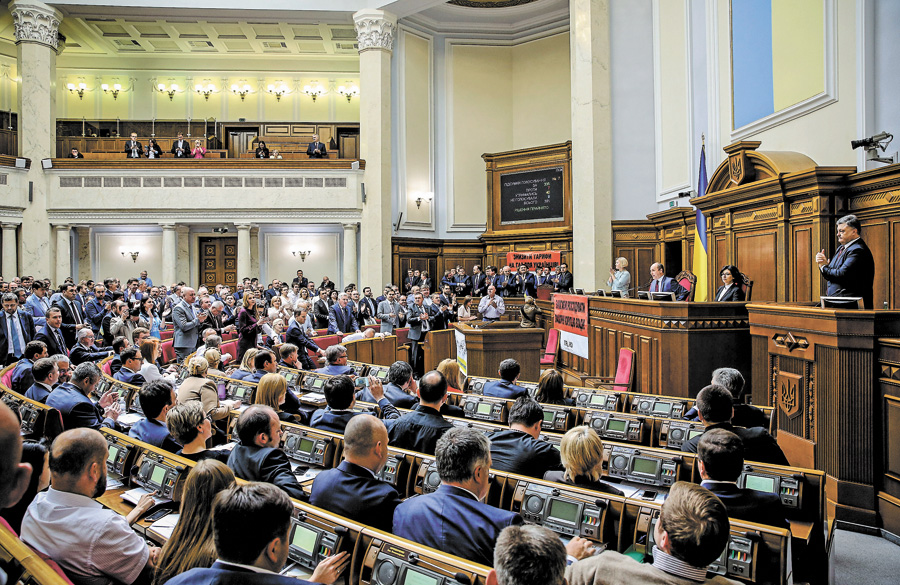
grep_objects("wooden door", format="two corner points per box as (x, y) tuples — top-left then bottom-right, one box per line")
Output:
(200, 237), (238, 289)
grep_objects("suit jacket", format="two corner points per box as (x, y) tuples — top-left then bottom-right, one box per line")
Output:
(164, 561), (316, 585)
(487, 429), (563, 478)
(537, 274), (554, 287)
(393, 484), (523, 566)
(714, 284), (745, 302)
(377, 300), (404, 333)
(114, 367), (146, 387)
(542, 471), (625, 496)
(35, 325), (68, 356)
(386, 405), (452, 455)
(46, 382), (116, 431)
(405, 304), (433, 342)
(820, 238), (875, 309)
(25, 382), (52, 404)
(554, 271), (574, 293)
(53, 298), (86, 348)
(227, 444), (307, 501)
(306, 141), (327, 158)
(515, 272), (537, 297)
(649, 276), (689, 300)
(356, 383), (418, 409)
(327, 304), (358, 334)
(285, 324), (319, 366)
(124, 140), (143, 158)
(172, 300), (202, 349)
(313, 299), (330, 329)
(24, 294), (51, 328)
(11, 359), (35, 394)
(566, 549), (740, 585)
(684, 402), (768, 430)
(310, 461), (402, 533)
(700, 480), (788, 529)
(403, 276), (420, 291)
(129, 418), (182, 453)
(0, 310), (35, 359)
(83, 298), (108, 334)
(170, 139), (191, 158)
(311, 400), (400, 435)
(471, 272), (488, 296)
(483, 379), (529, 400)
(452, 275), (471, 296)
(682, 422), (789, 466)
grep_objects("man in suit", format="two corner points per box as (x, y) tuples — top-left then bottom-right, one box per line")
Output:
(496, 266), (515, 297)
(429, 293), (452, 330)
(311, 414), (402, 532)
(0, 291), (35, 366)
(204, 300), (236, 338)
(47, 362), (121, 431)
(24, 280), (51, 328)
(35, 307), (69, 356)
(356, 360), (418, 409)
(172, 286), (208, 362)
(285, 311), (325, 370)
(124, 132), (143, 158)
(406, 293), (433, 378)
(403, 269), (419, 293)
(648, 262), (689, 300)
(536, 266), (554, 287)
(483, 359), (529, 399)
(566, 482), (736, 585)
(816, 213), (876, 308)
(170, 132), (190, 158)
(682, 384), (789, 466)
(108, 336), (130, 376)
(83, 284), (110, 336)
(377, 289), (405, 334)
(470, 265), (488, 297)
(313, 289), (331, 330)
(698, 429), (788, 528)
(69, 328), (113, 366)
(306, 133), (327, 158)
(393, 427), (524, 565)
(453, 268), (471, 297)
(316, 344), (355, 376)
(684, 367), (767, 429)
(514, 264), (537, 297)
(488, 397), (563, 478)
(11, 340), (47, 394)
(54, 283), (88, 349)
(553, 263), (575, 293)
(227, 406), (308, 501)
(327, 292), (360, 335)
(310, 375), (399, 434)
(129, 380), (182, 453)
(164, 483), (349, 585)
(113, 346), (147, 386)
(386, 370), (453, 454)
(291, 269), (309, 289)
(24, 357), (57, 403)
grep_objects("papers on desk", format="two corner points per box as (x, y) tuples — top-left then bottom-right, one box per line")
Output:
(106, 477), (125, 490)
(299, 392), (327, 406)
(121, 486), (170, 507)
(149, 513), (180, 541)
(118, 412), (143, 426)
(281, 562), (313, 580)
(296, 468), (323, 482)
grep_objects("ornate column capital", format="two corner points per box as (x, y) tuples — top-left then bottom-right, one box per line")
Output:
(342, 222), (359, 232)
(9, 0), (63, 51)
(353, 9), (397, 53)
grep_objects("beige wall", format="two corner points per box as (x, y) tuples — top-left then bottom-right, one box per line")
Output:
(511, 33), (572, 149)
(0, 55), (17, 114)
(263, 232), (340, 285)
(94, 231), (163, 283)
(656, 0), (691, 194)
(401, 30), (433, 226)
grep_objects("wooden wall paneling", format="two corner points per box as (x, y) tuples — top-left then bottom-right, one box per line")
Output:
(735, 230), (778, 301)
(750, 334), (772, 407)
(638, 335), (655, 395)
(792, 225), (813, 302)
(861, 219), (889, 310)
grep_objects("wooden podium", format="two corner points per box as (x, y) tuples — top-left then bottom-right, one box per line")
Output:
(453, 322), (544, 382)
(747, 302), (900, 528)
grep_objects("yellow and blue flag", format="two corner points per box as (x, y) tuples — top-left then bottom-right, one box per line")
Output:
(692, 143), (709, 301)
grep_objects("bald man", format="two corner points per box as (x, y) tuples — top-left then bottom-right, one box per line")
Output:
(0, 401), (32, 512)
(310, 415), (402, 532)
(21, 429), (157, 585)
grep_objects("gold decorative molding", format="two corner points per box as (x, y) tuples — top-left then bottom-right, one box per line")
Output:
(849, 190), (900, 211)
(790, 200), (814, 216)
(733, 205), (781, 225)
(772, 332), (810, 352)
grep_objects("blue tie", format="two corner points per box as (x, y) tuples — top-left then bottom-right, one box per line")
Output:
(8, 314), (22, 356)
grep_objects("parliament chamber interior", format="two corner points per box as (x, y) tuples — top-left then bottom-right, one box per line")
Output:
(0, 1), (899, 585)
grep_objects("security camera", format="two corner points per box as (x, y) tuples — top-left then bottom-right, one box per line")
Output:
(851, 131), (897, 165)
(212, 226), (230, 233)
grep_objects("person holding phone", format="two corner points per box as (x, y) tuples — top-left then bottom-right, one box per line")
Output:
(310, 375), (400, 434)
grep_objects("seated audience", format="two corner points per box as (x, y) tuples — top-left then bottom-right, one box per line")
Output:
(21, 428), (159, 585)
(488, 397), (563, 479)
(386, 370), (453, 455)
(70, 328), (113, 366)
(113, 346), (147, 386)
(228, 347), (258, 380)
(535, 368), (574, 406)
(11, 340), (48, 394)
(108, 336), (130, 375)
(129, 380), (181, 453)
(310, 415), (402, 532)
(24, 357), (58, 403)
(356, 360), (418, 409)
(544, 426), (624, 496)
(151, 460), (236, 585)
(163, 483), (348, 585)
(227, 406), (307, 501)
(167, 402), (229, 463)
(47, 362), (121, 431)
(177, 356), (239, 424)
(483, 358), (529, 399)
(698, 428), (788, 528)
(682, 384), (789, 466)
(253, 373), (300, 423)
(567, 482), (734, 585)
(492, 525), (596, 585)
(140, 338), (176, 384)
(310, 375), (399, 434)
(393, 427), (523, 565)
(0, 402), (32, 528)
(204, 348), (225, 376)
(437, 358), (465, 393)
(245, 349), (277, 383)
(0, 439), (49, 534)
(316, 344), (354, 376)
(684, 367), (767, 429)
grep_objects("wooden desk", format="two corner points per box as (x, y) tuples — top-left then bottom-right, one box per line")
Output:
(453, 322), (543, 382)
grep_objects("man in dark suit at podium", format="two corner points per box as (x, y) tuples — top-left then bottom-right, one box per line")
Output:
(306, 133), (327, 158)
(816, 214), (875, 309)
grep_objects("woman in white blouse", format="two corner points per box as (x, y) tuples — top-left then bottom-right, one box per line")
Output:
(607, 257), (632, 297)
(139, 338), (176, 383)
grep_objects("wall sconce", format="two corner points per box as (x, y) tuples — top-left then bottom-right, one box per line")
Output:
(194, 83), (216, 101)
(292, 250), (311, 262)
(267, 83), (290, 102)
(67, 82), (87, 100)
(337, 84), (359, 102)
(413, 192), (433, 209)
(121, 251), (140, 263)
(302, 84), (325, 102)
(231, 83), (253, 101)
(157, 83), (179, 100)
(101, 83), (122, 99)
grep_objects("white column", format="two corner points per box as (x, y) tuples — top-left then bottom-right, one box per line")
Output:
(160, 224), (177, 286)
(236, 224), (252, 281)
(10, 0), (62, 277)
(1, 223), (18, 279)
(342, 222), (359, 289)
(354, 9), (396, 291)
(53, 224), (70, 285)
(570, 0), (612, 291)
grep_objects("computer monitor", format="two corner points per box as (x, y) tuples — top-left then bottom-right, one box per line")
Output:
(820, 296), (863, 309)
(607, 290), (623, 298)
(648, 292), (675, 301)
(637, 291), (650, 299)
(574, 288), (585, 295)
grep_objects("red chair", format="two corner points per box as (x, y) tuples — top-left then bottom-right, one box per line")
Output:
(591, 347), (635, 392)
(160, 329), (174, 341)
(220, 340), (238, 360)
(394, 328), (410, 347)
(101, 361), (111, 376)
(540, 328), (560, 367)
(160, 340), (176, 365)
(675, 270), (697, 302)
(1, 368), (13, 389)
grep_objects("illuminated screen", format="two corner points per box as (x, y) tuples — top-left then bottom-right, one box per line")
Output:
(687, 429), (705, 440)
(476, 403), (492, 414)
(402, 568), (439, 585)
(652, 402), (672, 415)
(547, 498), (580, 523)
(291, 524), (318, 554)
(607, 419), (627, 432)
(374, 370), (388, 380)
(631, 457), (658, 476)
(150, 465), (167, 485)
(543, 411), (555, 422)
(298, 438), (315, 454)
(234, 386), (247, 398)
(108, 445), (120, 463)
(745, 475), (776, 493)
(590, 394), (607, 405)
(313, 378), (324, 389)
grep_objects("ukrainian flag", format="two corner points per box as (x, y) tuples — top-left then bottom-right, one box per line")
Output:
(692, 144), (709, 302)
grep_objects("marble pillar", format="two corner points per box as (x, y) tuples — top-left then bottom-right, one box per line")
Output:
(354, 9), (396, 291)
(1, 223), (19, 279)
(570, 0), (612, 291)
(75, 226), (90, 282)
(342, 223), (359, 289)
(10, 0), (61, 277)
(236, 224), (251, 282)
(175, 225), (190, 285)
(53, 224), (70, 285)
(161, 224), (177, 286)
(250, 226), (260, 280)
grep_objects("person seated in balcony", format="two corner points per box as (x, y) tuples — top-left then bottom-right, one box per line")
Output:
(145, 138), (162, 159)
(271, 149), (283, 159)
(191, 139), (207, 158)
(67, 148), (84, 159)
(254, 141), (270, 159)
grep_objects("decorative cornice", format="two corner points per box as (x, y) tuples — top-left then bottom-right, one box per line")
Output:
(0, 208), (24, 219)
(592, 308), (749, 330)
(46, 210), (363, 222)
(354, 9), (398, 53)
(9, 0), (62, 51)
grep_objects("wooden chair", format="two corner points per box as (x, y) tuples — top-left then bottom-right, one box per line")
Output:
(741, 273), (753, 301)
(540, 328), (560, 367)
(589, 347), (636, 392)
(675, 270), (697, 302)
(159, 339), (176, 364)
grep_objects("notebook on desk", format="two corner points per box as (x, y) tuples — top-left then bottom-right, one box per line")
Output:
(121, 486), (171, 507)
